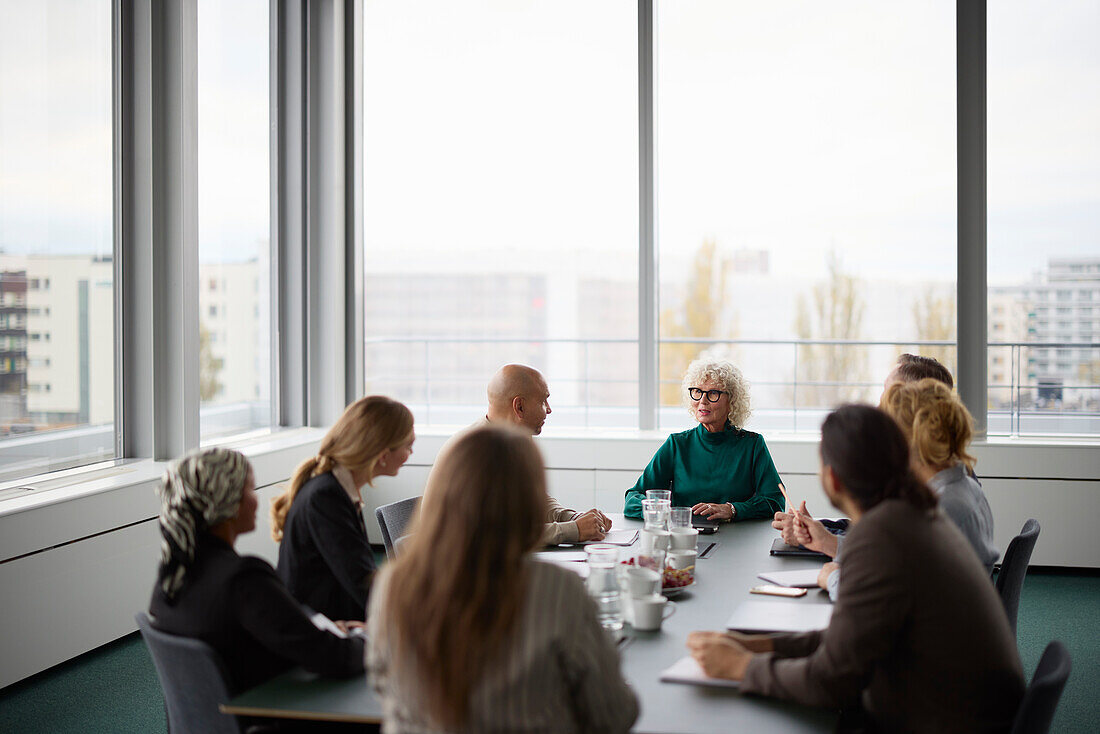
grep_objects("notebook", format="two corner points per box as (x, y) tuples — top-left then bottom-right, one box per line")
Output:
(725, 600), (833, 633)
(769, 537), (831, 560)
(756, 569), (822, 588)
(659, 656), (741, 689)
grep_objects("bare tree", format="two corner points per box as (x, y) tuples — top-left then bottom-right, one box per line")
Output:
(199, 320), (224, 402)
(659, 238), (739, 405)
(911, 286), (956, 375)
(793, 251), (867, 407)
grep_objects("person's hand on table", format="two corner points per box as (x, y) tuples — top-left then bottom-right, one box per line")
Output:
(724, 630), (775, 654)
(574, 509), (609, 541)
(334, 620), (366, 637)
(817, 562), (840, 590)
(790, 501), (839, 558)
(772, 511), (802, 546)
(692, 502), (733, 522)
(687, 631), (754, 681)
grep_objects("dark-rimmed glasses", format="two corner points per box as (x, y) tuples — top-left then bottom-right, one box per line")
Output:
(688, 387), (727, 403)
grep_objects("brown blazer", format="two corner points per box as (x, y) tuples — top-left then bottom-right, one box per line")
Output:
(742, 499), (1024, 733)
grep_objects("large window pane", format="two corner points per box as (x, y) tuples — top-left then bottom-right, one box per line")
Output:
(362, 0), (639, 429)
(0, 1), (115, 480)
(198, 0), (273, 442)
(988, 0), (1100, 436)
(657, 1), (957, 433)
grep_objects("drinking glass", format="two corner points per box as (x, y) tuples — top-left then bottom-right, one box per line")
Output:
(585, 544), (623, 633)
(641, 498), (670, 530)
(645, 489), (672, 503)
(670, 506), (692, 528)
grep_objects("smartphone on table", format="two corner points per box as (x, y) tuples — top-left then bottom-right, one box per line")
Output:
(750, 584), (808, 598)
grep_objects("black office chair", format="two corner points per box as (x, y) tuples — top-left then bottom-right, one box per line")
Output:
(995, 518), (1040, 636)
(375, 496), (420, 559)
(135, 612), (242, 734)
(1011, 640), (1072, 734)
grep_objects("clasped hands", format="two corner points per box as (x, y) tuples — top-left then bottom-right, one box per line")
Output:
(771, 500), (839, 559)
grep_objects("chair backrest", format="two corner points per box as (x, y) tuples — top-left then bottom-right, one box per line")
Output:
(135, 612), (242, 734)
(375, 496), (420, 559)
(995, 518), (1041, 636)
(1011, 640), (1072, 734)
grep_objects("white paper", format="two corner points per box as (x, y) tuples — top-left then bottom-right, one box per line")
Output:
(756, 569), (822, 588)
(576, 530), (639, 546)
(659, 656), (741, 689)
(534, 550), (589, 563)
(725, 600), (833, 633)
(309, 612), (348, 639)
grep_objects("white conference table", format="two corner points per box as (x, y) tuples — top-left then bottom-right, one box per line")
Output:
(223, 516), (838, 732)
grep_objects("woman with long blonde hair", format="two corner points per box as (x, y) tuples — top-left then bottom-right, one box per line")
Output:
(367, 424), (638, 733)
(273, 395), (415, 621)
(880, 378), (998, 571)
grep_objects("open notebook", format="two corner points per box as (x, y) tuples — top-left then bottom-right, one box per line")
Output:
(660, 656), (740, 689)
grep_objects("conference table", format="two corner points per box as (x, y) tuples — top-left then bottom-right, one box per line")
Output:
(222, 516), (839, 732)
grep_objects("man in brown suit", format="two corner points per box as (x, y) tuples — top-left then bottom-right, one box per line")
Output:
(688, 405), (1024, 733)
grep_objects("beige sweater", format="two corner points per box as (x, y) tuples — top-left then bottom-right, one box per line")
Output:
(424, 418), (580, 544)
(367, 559), (638, 734)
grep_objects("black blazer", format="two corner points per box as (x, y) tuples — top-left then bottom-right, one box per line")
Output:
(148, 534), (364, 694)
(276, 472), (376, 622)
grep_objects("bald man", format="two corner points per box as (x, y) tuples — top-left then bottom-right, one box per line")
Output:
(425, 364), (611, 545)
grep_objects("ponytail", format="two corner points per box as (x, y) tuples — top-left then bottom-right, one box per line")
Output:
(881, 378), (977, 473)
(270, 396), (414, 542)
(821, 404), (938, 514)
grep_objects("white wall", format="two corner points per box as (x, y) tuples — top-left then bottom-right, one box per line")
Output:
(0, 429), (1097, 688)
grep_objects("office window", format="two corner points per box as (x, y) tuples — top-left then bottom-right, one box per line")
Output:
(988, 0), (1100, 434)
(197, 0), (273, 441)
(656, 1), (956, 432)
(362, 0), (639, 429)
(0, 1), (115, 480)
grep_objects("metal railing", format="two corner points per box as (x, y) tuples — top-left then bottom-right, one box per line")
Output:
(364, 336), (1100, 436)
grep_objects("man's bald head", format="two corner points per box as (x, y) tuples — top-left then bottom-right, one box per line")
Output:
(486, 364), (552, 435)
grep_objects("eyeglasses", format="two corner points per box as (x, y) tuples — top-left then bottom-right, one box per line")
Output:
(688, 387), (728, 403)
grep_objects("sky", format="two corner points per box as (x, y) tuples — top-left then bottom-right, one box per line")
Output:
(0, 0), (1097, 284)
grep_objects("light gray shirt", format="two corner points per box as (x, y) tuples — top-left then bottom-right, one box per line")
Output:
(367, 559), (639, 734)
(927, 463), (999, 572)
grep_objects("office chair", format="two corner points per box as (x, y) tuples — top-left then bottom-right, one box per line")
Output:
(1011, 640), (1072, 734)
(375, 496), (420, 559)
(995, 518), (1040, 636)
(135, 612), (242, 734)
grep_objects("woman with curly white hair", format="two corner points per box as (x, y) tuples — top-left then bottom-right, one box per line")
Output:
(624, 358), (784, 522)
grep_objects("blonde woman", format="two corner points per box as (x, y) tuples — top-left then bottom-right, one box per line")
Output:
(272, 396), (415, 622)
(880, 378), (998, 571)
(624, 358), (783, 521)
(367, 425), (638, 733)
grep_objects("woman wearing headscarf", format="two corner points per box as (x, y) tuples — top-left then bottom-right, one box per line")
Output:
(148, 447), (364, 697)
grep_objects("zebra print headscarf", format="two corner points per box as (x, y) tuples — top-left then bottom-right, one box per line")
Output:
(156, 447), (252, 601)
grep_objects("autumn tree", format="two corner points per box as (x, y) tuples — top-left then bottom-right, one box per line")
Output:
(911, 286), (956, 375)
(792, 251), (867, 407)
(200, 320), (224, 402)
(659, 238), (739, 405)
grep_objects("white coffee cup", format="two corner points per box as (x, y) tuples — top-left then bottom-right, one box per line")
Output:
(625, 566), (662, 597)
(666, 549), (697, 571)
(640, 528), (671, 552)
(631, 594), (676, 631)
(669, 526), (698, 551)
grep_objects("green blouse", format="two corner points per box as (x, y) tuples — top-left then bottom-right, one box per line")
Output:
(623, 423), (783, 521)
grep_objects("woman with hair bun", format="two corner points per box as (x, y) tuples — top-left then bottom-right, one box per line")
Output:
(686, 405), (1023, 733)
(273, 395), (415, 622)
(623, 358), (783, 522)
(148, 448), (363, 700)
(880, 377), (998, 571)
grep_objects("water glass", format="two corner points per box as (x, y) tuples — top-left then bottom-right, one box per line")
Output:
(645, 489), (672, 503)
(670, 506), (692, 528)
(585, 544), (623, 634)
(641, 498), (670, 530)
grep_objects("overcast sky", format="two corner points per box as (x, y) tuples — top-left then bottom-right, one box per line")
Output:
(1, 0), (1097, 286)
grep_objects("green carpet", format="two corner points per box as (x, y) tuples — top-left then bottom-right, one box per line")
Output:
(1, 569), (1096, 733)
